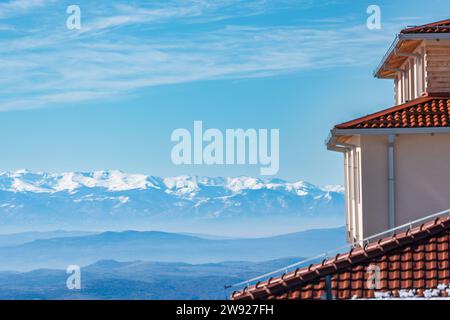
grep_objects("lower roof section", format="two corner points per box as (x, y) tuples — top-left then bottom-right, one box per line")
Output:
(336, 94), (450, 130)
(232, 215), (450, 300)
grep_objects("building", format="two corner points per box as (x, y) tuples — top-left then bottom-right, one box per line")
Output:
(232, 19), (450, 300)
(328, 19), (450, 244)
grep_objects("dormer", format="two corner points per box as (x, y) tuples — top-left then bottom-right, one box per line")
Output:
(375, 19), (450, 105)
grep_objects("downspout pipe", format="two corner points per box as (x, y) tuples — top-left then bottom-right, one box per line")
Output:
(388, 134), (396, 229)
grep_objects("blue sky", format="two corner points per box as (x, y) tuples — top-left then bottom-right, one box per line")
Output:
(0, 0), (449, 185)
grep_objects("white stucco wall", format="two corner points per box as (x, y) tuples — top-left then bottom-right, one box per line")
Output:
(343, 136), (361, 243)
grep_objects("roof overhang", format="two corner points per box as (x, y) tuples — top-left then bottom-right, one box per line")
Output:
(334, 126), (450, 136)
(374, 33), (450, 79)
(326, 126), (450, 152)
(326, 131), (355, 152)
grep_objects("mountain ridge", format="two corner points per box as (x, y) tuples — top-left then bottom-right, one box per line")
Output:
(0, 227), (346, 271)
(0, 170), (345, 236)
(0, 257), (308, 300)
(0, 169), (343, 194)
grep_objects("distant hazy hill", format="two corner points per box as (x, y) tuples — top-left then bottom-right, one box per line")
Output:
(0, 170), (344, 235)
(0, 231), (97, 247)
(0, 227), (346, 271)
(0, 257), (306, 300)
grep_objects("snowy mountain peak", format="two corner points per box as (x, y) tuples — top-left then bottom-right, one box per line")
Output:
(0, 170), (343, 197)
(0, 171), (345, 230)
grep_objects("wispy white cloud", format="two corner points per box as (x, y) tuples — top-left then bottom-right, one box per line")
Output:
(0, 0), (55, 19)
(0, 0), (408, 111)
(80, 0), (302, 33)
(93, 2), (205, 27)
(0, 23), (15, 31)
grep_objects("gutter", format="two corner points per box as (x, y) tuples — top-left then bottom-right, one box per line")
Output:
(373, 34), (400, 78)
(326, 127), (450, 152)
(326, 133), (354, 153)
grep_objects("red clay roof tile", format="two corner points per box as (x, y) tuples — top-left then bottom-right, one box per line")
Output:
(401, 19), (450, 34)
(232, 216), (450, 300)
(335, 95), (450, 130)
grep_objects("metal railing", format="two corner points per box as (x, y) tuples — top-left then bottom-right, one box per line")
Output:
(224, 208), (450, 294)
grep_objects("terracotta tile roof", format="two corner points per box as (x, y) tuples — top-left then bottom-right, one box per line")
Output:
(232, 216), (450, 300)
(401, 19), (450, 34)
(335, 95), (450, 129)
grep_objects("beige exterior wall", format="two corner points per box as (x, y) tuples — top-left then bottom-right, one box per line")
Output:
(360, 135), (389, 240)
(395, 134), (450, 225)
(344, 135), (390, 242)
(345, 133), (450, 243)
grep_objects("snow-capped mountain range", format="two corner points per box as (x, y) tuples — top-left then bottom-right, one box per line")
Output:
(1, 170), (344, 195)
(0, 170), (345, 234)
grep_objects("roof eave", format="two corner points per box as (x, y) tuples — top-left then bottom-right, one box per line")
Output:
(326, 129), (356, 153)
(334, 127), (450, 136)
(373, 34), (400, 79)
(333, 95), (438, 129)
(374, 33), (450, 79)
(328, 120), (450, 152)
